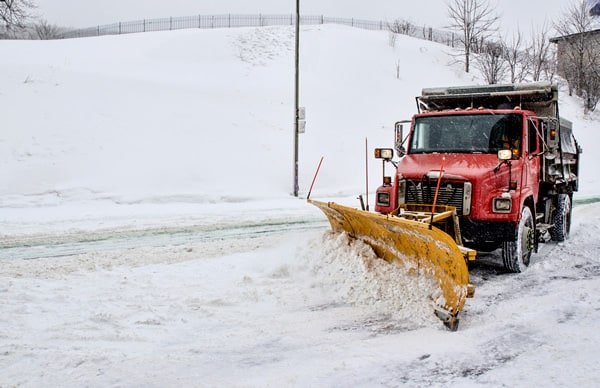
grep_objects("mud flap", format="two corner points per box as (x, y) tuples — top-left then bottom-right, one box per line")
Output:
(309, 199), (474, 330)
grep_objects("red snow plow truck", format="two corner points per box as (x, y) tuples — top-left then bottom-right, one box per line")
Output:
(309, 82), (581, 330)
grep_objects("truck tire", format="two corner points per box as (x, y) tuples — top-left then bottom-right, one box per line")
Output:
(502, 206), (534, 273)
(550, 194), (571, 242)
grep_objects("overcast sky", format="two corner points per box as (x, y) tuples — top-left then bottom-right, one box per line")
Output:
(32, 0), (570, 37)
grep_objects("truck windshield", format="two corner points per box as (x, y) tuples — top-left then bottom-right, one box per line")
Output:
(409, 113), (523, 154)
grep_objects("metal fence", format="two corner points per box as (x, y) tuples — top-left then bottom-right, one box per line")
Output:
(59, 14), (456, 48)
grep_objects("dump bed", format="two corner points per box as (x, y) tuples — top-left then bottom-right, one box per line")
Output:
(418, 82), (559, 118)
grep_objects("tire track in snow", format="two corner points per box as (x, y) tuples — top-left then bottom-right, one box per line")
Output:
(0, 218), (328, 261)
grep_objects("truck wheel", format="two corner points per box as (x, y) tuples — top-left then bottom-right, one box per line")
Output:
(550, 194), (571, 242)
(502, 206), (535, 273)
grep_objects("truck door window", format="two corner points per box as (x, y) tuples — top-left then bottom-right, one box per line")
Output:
(488, 114), (522, 153)
(527, 118), (538, 154)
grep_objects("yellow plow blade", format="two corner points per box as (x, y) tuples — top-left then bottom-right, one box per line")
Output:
(309, 199), (475, 330)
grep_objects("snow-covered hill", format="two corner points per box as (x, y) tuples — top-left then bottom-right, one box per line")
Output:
(1, 25), (599, 387)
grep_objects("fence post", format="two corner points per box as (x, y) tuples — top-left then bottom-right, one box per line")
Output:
(170, 16), (173, 30)
(143, 19), (146, 33)
(228, 14), (231, 28)
(118, 22), (121, 34)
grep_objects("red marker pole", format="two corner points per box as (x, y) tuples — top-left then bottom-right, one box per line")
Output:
(307, 157), (323, 200)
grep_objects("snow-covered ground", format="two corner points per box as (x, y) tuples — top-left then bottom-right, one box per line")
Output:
(1, 25), (599, 386)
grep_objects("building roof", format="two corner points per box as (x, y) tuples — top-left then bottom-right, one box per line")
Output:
(550, 28), (600, 43)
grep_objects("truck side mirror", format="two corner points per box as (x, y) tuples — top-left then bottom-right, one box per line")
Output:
(394, 121), (406, 157)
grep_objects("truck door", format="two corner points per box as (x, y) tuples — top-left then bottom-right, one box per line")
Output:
(524, 116), (541, 200)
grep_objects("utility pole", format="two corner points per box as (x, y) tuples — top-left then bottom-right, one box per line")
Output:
(293, 0), (300, 197)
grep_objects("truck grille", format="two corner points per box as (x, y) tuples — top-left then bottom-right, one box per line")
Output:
(405, 181), (466, 215)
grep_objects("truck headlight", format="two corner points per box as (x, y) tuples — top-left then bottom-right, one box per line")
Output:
(493, 197), (512, 213)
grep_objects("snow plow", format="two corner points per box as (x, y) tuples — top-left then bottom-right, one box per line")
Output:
(309, 82), (580, 330)
(308, 199), (475, 330)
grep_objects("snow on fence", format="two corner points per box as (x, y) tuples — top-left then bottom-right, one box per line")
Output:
(59, 14), (456, 48)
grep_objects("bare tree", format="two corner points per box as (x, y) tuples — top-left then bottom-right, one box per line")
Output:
(475, 40), (507, 84)
(527, 22), (553, 82)
(554, 0), (600, 112)
(543, 44), (558, 83)
(387, 19), (416, 48)
(387, 18), (416, 36)
(0, 0), (36, 30)
(446, 0), (500, 73)
(388, 30), (397, 48)
(502, 30), (529, 83)
(31, 19), (62, 40)
(583, 64), (600, 112)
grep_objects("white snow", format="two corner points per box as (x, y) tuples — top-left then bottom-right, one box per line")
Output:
(1, 25), (599, 386)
